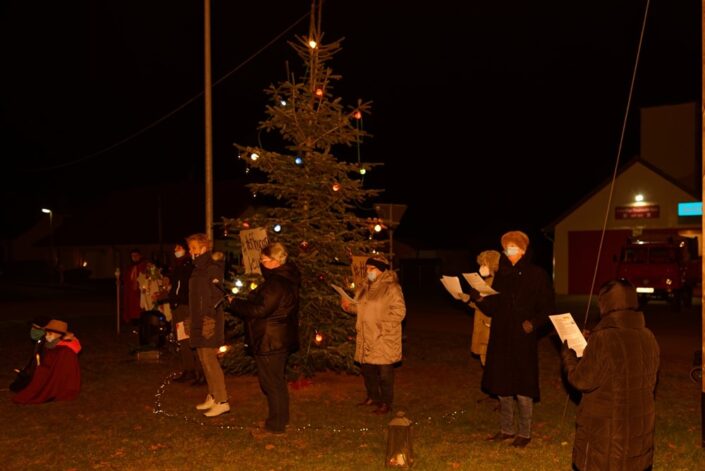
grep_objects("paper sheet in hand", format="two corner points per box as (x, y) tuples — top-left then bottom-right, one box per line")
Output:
(331, 284), (356, 304)
(175, 321), (189, 341)
(462, 273), (499, 296)
(440, 276), (464, 300)
(549, 313), (587, 357)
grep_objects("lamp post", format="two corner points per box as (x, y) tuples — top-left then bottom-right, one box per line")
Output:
(41, 208), (56, 267)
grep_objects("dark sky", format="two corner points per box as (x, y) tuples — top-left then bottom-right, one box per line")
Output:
(0, 1), (699, 257)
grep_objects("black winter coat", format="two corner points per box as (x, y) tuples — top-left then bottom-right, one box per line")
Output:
(228, 262), (300, 356)
(167, 256), (193, 316)
(477, 254), (555, 399)
(188, 252), (225, 348)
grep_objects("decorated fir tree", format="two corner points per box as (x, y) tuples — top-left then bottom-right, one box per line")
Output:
(219, 6), (384, 378)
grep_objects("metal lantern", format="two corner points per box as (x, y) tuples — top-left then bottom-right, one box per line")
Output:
(385, 411), (414, 468)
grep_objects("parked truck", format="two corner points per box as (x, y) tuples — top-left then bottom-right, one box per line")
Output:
(615, 236), (700, 310)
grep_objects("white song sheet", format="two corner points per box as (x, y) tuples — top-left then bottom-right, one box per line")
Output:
(331, 284), (356, 304)
(440, 276), (464, 300)
(462, 273), (499, 296)
(549, 313), (588, 357)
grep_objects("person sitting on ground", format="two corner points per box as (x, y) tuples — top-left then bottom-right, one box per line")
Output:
(11, 319), (82, 404)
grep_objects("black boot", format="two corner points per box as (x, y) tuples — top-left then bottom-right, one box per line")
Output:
(173, 370), (196, 383)
(190, 370), (206, 386)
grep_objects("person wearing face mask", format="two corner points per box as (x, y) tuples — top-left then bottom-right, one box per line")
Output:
(463, 250), (501, 367)
(12, 319), (82, 404)
(226, 242), (300, 435)
(463, 230), (555, 448)
(166, 242), (204, 385)
(186, 233), (230, 417)
(561, 279), (659, 471)
(340, 254), (406, 415)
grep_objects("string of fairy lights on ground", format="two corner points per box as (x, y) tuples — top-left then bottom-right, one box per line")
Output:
(152, 371), (471, 433)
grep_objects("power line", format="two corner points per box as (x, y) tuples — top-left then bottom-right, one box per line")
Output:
(25, 10), (310, 173)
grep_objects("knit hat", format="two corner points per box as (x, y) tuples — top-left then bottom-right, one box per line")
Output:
(501, 230), (530, 252)
(365, 254), (390, 272)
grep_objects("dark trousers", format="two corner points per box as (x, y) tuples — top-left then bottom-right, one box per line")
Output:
(255, 353), (289, 432)
(361, 363), (395, 407)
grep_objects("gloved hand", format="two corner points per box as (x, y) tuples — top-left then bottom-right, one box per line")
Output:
(457, 292), (471, 303)
(468, 287), (482, 302)
(521, 320), (534, 334)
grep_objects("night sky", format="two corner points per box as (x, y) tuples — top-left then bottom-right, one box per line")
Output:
(0, 1), (699, 259)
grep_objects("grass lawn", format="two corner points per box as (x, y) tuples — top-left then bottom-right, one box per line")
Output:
(1, 290), (703, 470)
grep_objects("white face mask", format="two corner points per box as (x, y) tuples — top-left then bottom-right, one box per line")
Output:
(174, 250), (185, 259)
(367, 271), (378, 282)
(479, 265), (490, 277)
(504, 246), (521, 257)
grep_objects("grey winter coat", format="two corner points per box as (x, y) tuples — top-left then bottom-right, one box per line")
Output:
(348, 270), (406, 365)
(562, 289), (660, 471)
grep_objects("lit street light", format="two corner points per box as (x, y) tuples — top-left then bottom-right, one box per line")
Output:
(41, 208), (56, 267)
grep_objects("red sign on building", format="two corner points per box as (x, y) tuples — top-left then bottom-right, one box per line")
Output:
(615, 204), (660, 219)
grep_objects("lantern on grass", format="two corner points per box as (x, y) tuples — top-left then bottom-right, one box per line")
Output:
(385, 411), (414, 468)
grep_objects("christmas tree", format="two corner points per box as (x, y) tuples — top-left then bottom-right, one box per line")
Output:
(219, 4), (384, 378)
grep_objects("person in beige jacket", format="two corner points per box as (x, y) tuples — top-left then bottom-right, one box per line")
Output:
(468, 250), (500, 367)
(341, 254), (406, 415)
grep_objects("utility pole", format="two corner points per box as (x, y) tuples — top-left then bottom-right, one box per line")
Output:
(204, 0), (214, 240)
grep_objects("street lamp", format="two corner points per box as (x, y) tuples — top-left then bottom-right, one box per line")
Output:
(41, 208), (56, 267)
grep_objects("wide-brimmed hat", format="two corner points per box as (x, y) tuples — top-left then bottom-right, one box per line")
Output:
(44, 319), (70, 335)
(365, 254), (390, 272)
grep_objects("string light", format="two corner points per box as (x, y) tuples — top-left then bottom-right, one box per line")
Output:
(273, 224), (282, 233)
(294, 156), (303, 165)
(314, 331), (324, 344)
(250, 152), (259, 161)
(332, 183), (341, 192)
(359, 168), (366, 175)
(153, 372), (471, 433)
(315, 88), (324, 97)
(280, 99), (287, 106)
(353, 110), (362, 120)
(308, 39), (317, 49)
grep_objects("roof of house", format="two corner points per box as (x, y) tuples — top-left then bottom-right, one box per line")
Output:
(542, 156), (699, 233)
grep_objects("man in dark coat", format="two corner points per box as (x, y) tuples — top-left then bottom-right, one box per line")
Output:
(561, 278), (660, 471)
(227, 242), (300, 434)
(167, 242), (203, 384)
(187, 233), (229, 417)
(466, 230), (555, 448)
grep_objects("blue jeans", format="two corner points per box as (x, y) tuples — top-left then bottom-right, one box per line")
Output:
(499, 395), (533, 438)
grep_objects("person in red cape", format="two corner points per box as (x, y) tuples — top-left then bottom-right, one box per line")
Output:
(12, 319), (82, 405)
(122, 248), (149, 324)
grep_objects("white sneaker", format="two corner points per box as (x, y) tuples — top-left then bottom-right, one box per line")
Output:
(196, 394), (215, 410)
(203, 402), (230, 417)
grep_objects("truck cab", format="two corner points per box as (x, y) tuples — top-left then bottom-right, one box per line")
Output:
(615, 236), (700, 310)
